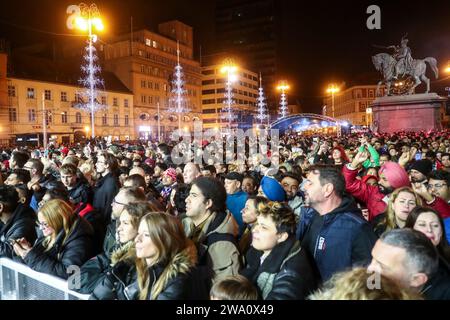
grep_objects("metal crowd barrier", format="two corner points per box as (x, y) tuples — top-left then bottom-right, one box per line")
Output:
(0, 258), (89, 300)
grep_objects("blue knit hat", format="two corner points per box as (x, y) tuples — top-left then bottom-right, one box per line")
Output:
(260, 176), (286, 201)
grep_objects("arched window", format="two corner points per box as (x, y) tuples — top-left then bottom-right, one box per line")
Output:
(76, 112), (82, 124)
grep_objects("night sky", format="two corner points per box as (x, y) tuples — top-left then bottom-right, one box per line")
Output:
(0, 0), (449, 113)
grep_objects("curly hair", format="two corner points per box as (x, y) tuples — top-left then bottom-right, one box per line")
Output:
(256, 201), (296, 235)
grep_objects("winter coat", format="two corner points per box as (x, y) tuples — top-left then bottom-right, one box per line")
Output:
(422, 258), (450, 300)
(240, 236), (318, 300)
(288, 195), (304, 222)
(183, 211), (241, 282)
(74, 203), (104, 255)
(297, 197), (377, 282)
(68, 180), (93, 205)
(0, 204), (37, 258)
(23, 216), (94, 279)
(445, 218), (450, 244)
(89, 242), (137, 300)
(92, 172), (120, 225)
(144, 244), (198, 300)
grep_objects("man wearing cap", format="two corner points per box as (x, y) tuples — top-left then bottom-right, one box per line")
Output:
(224, 172), (247, 236)
(160, 168), (177, 204)
(408, 159), (433, 183)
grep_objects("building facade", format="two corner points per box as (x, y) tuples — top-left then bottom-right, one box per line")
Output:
(214, 0), (280, 111)
(323, 85), (387, 127)
(201, 64), (259, 130)
(104, 21), (202, 140)
(0, 53), (134, 145)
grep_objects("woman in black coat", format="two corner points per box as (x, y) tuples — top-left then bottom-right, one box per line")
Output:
(12, 199), (94, 279)
(240, 201), (318, 300)
(134, 212), (198, 300)
(84, 203), (151, 300)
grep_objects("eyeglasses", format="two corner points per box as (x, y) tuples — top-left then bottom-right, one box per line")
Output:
(427, 183), (447, 190)
(36, 221), (50, 229)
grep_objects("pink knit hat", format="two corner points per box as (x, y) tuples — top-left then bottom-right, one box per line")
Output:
(379, 162), (410, 189)
(163, 168), (177, 181)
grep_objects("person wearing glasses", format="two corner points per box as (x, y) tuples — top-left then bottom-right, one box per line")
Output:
(0, 185), (37, 259)
(427, 170), (450, 205)
(12, 199), (94, 279)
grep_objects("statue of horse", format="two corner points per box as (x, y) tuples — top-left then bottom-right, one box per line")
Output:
(372, 53), (438, 96)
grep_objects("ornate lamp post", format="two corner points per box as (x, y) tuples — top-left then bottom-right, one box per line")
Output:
(326, 84), (339, 118)
(277, 81), (290, 118)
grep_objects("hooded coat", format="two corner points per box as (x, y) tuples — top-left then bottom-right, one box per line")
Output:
(144, 244), (198, 300)
(88, 242), (137, 300)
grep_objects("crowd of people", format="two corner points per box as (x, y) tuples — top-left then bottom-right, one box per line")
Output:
(0, 128), (449, 300)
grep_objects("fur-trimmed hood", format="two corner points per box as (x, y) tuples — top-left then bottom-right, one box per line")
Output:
(149, 242), (197, 299)
(111, 241), (136, 266)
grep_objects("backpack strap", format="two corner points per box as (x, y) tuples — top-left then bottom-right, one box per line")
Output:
(205, 232), (237, 248)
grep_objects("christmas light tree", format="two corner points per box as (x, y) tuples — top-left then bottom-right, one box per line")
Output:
(255, 73), (268, 126)
(168, 42), (189, 130)
(75, 39), (106, 115)
(220, 61), (238, 129)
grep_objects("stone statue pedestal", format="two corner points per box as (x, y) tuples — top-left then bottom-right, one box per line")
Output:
(370, 93), (447, 133)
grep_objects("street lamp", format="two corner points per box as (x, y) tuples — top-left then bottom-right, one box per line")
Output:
(326, 84), (339, 118)
(72, 3), (104, 139)
(220, 60), (238, 130)
(277, 81), (290, 118)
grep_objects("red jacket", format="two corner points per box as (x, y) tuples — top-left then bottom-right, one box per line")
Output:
(343, 165), (450, 220)
(425, 196), (450, 219)
(342, 165), (387, 221)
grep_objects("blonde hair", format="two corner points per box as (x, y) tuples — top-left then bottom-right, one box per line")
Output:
(38, 199), (77, 251)
(136, 212), (195, 300)
(210, 275), (259, 300)
(378, 187), (423, 231)
(309, 268), (423, 300)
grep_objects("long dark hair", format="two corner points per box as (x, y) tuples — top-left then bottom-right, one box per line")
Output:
(192, 177), (227, 213)
(405, 206), (450, 264)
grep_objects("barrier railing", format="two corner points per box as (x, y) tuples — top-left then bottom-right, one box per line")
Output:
(0, 258), (89, 300)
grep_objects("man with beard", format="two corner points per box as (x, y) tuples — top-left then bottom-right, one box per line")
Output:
(280, 173), (303, 220)
(343, 151), (411, 221)
(297, 165), (377, 282)
(408, 159), (432, 184)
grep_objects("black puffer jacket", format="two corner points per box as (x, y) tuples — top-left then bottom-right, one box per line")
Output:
(93, 172), (120, 225)
(240, 236), (318, 300)
(88, 243), (137, 300)
(68, 180), (93, 205)
(0, 204), (37, 258)
(23, 216), (94, 279)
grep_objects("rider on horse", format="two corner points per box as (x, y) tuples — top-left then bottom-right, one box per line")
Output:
(387, 35), (413, 79)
